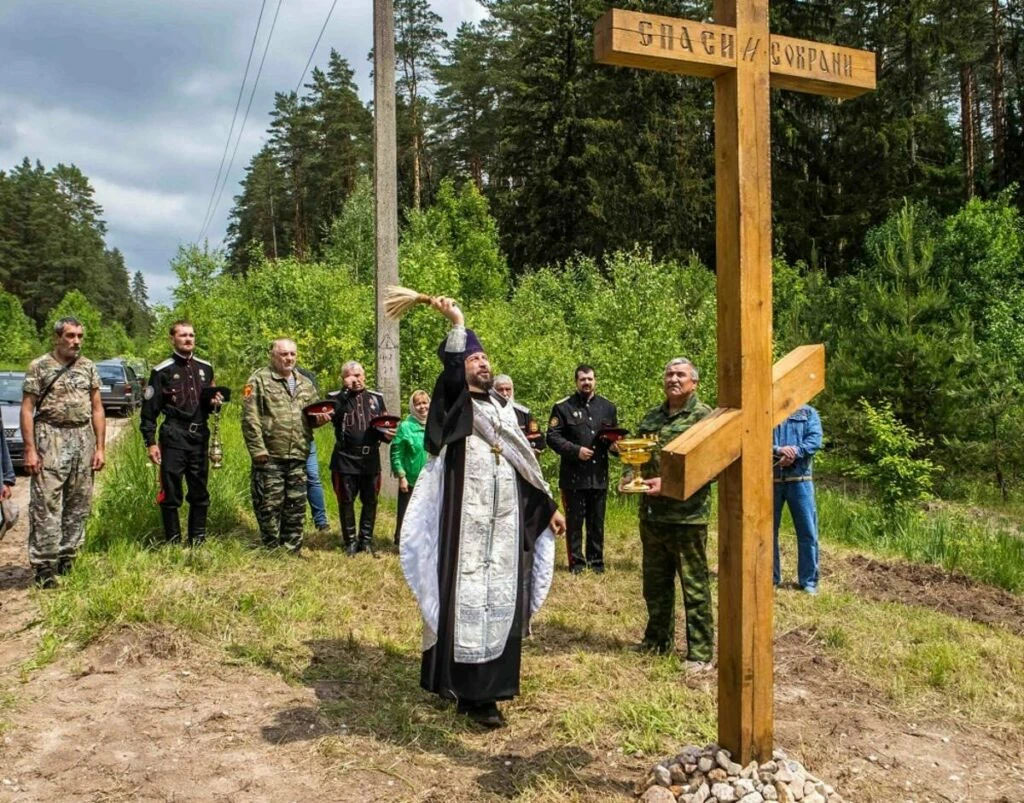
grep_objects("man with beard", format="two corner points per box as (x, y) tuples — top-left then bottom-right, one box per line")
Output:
(547, 365), (618, 574)
(21, 317), (105, 587)
(400, 297), (566, 728)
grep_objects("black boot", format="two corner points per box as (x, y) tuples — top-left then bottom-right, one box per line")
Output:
(187, 505), (208, 547)
(357, 532), (374, 555)
(160, 506), (182, 544)
(56, 555), (74, 576)
(33, 564), (57, 589)
(342, 528), (358, 556)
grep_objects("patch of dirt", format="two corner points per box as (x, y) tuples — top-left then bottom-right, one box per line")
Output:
(838, 554), (1024, 636)
(2, 438), (1023, 801)
(775, 626), (1024, 803)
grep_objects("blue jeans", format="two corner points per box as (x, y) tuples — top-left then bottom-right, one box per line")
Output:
(773, 480), (819, 590)
(306, 440), (329, 529)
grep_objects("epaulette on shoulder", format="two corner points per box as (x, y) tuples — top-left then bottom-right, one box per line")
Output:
(513, 401), (530, 414)
(192, 356), (212, 367)
(154, 358), (174, 371)
(555, 396), (570, 405)
(326, 389), (341, 398)
(369, 389), (385, 399)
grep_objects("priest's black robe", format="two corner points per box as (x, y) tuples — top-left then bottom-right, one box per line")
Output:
(419, 338), (556, 704)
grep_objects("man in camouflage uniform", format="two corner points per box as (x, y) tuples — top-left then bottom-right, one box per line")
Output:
(241, 338), (322, 552)
(620, 358), (713, 665)
(21, 317), (106, 587)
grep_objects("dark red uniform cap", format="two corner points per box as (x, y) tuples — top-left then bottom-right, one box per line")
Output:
(597, 427), (629, 443)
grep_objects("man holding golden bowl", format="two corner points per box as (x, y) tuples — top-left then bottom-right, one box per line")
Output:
(618, 358), (714, 667)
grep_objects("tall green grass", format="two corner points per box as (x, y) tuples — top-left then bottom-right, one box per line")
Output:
(87, 408), (355, 551)
(814, 487), (1024, 592)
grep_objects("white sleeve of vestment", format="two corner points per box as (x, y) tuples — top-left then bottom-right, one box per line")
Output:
(530, 528), (556, 616)
(399, 449), (445, 652)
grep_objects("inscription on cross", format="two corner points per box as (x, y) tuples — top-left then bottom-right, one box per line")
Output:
(594, 3), (875, 765)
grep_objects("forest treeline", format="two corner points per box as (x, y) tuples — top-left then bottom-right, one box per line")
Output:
(171, 179), (1024, 501)
(0, 159), (154, 341)
(226, 0), (1024, 277)
(1, 1), (1023, 502)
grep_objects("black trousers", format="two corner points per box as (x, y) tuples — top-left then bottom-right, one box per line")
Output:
(562, 488), (607, 569)
(395, 487), (412, 545)
(159, 443), (210, 510)
(332, 471), (380, 543)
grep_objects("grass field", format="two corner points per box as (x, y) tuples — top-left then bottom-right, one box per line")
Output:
(4, 413), (1021, 799)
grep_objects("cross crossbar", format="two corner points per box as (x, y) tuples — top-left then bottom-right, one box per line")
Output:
(594, 9), (876, 98)
(660, 345), (826, 500)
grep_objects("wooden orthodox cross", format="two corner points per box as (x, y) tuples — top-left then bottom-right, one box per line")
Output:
(594, 2), (875, 763)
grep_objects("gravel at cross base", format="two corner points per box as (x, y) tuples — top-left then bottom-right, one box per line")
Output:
(637, 744), (843, 803)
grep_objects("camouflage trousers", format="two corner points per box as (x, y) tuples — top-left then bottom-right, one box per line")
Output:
(639, 520), (714, 661)
(251, 458), (307, 551)
(29, 422), (95, 569)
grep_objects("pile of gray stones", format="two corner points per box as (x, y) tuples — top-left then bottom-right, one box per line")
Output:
(637, 744), (844, 803)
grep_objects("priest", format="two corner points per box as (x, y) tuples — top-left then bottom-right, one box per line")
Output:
(400, 296), (566, 728)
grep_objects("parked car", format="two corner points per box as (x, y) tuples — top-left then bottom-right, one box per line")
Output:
(0, 371), (25, 468)
(97, 359), (143, 415)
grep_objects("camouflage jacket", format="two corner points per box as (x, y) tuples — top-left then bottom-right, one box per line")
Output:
(23, 354), (100, 427)
(631, 394), (713, 525)
(241, 367), (318, 461)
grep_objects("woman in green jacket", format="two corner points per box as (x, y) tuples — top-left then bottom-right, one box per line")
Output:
(390, 389), (430, 544)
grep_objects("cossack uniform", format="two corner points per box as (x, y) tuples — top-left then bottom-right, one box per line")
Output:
(512, 401), (545, 454)
(329, 387), (388, 553)
(546, 392), (618, 571)
(141, 353), (217, 545)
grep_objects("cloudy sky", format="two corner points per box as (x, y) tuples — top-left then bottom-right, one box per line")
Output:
(0, 0), (487, 304)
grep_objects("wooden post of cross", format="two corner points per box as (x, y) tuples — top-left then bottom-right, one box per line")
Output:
(594, 3), (875, 763)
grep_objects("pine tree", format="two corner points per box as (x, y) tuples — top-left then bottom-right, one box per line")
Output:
(394, 0), (447, 209)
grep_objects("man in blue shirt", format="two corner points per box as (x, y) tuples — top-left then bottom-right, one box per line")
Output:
(773, 404), (823, 594)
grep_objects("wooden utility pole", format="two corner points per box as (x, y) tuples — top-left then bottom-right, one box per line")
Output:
(374, 0), (400, 495)
(594, 3), (875, 763)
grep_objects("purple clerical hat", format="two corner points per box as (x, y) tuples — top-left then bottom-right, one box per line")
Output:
(437, 328), (485, 361)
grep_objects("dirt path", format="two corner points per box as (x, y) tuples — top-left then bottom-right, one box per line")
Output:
(1, 450), (1022, 801)
(0, 419), (131, 671)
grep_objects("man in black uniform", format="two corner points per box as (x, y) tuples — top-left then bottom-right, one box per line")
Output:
(546, 364), (618, 573)
(141, 320), (222, 546)
(329, 360), (394, 555)
(492, 374), (545, 454)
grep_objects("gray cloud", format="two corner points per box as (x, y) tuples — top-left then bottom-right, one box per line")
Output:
(0, 0), (486, 304)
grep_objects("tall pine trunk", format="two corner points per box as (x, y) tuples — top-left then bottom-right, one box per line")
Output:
(992, 0), (1007, 187)
(961, 64), (977, 200)
(412, 129), (422, 210)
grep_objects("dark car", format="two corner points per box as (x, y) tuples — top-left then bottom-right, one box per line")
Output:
(97, 359), (143, 415)
(0, 371), (26, 468)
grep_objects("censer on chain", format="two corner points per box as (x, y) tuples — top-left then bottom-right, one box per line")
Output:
(202, 386), (232, 469)
(209, 408), (224, 469)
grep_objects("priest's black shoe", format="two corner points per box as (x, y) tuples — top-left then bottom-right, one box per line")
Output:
(457, 700), (505, 729)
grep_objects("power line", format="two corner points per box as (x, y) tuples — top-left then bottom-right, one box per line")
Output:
(196, 0), (269, 243)
(294, 0), (341, 96)
(201, 0), (286, 246)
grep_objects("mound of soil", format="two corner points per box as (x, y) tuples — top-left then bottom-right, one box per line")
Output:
(840, 554), (1024, 636)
